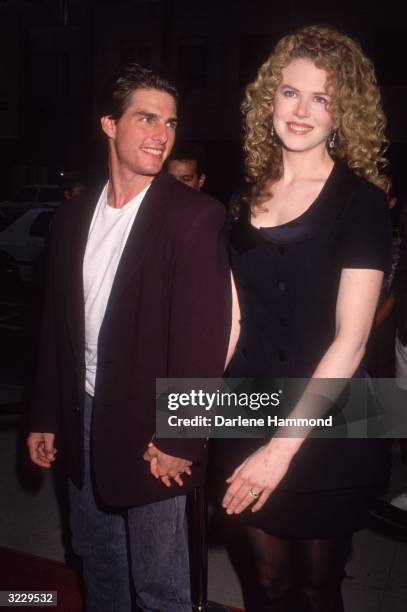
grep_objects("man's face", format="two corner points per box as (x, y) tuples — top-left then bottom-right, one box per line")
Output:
(101, 88), (177, 178)
(167, 159), (206, 190)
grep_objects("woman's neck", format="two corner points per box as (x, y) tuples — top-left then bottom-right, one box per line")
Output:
(280, 147), (334, 184)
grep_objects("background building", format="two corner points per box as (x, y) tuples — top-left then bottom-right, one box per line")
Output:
(1, 0), (406, 201)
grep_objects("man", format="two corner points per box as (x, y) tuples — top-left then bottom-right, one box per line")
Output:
(27, 64), (230, 612)
(63, 175), (87, 199)
(167, 144), (206, 190)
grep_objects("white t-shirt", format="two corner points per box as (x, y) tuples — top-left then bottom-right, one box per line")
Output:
(83, 183), (150, 396)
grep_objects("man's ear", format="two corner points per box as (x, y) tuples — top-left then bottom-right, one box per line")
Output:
(198, 174), (206, 189)
(100, 115), (116, 139)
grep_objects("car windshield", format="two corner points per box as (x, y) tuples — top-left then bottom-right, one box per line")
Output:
(0, 208), (29, 230)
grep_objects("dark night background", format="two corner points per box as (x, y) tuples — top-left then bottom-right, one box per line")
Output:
(1, 4), (407, 608)
(0, 0), (407, 204)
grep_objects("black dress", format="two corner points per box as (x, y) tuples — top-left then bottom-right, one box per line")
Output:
(222, 162), (392, 538)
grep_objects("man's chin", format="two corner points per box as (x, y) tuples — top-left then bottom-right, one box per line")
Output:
(139, 165), (164, 177)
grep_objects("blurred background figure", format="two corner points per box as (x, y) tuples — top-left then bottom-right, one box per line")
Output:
(394, 197), (407, 391)
(62, 174), (87, 200)
(167, 144), (206, 190)
(366, 190), (407, 378)
(389, 194), (407, 510)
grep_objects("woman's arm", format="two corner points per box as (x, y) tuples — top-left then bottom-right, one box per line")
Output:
(313, 267), (383, 377)
(222, 267), (384, 515)
(225, 272), (241, 370)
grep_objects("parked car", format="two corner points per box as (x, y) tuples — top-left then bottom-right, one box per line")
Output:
(0, 184), (64, 209)
(0, 207), (54, 284)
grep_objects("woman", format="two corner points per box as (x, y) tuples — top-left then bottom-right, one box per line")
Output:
(221, 26), (392, 611)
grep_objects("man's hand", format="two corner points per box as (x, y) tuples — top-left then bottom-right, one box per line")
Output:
(27, 432), (57, 468)
(143, 443), (192, 487)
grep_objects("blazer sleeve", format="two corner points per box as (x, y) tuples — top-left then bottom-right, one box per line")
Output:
(27, 207), (65, 434)
(155, 200), (232, 461)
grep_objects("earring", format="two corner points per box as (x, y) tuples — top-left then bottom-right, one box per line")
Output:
(328, 130), (337, 149)
(271, 122), (279, 147)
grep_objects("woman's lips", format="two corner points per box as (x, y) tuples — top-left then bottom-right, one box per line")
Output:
(286, 122), (313, 135)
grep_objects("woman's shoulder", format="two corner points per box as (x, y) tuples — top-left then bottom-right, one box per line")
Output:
(327, 163), (388, 233)
(334, 162), (387, 205)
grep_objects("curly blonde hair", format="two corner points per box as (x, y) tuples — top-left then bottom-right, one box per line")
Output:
(241, 25), (390, 212)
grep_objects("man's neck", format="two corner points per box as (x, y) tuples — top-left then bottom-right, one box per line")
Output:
(107, 164), (155, 209)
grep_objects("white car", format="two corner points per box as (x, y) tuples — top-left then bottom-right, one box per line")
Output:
(0, 207), (54, 283)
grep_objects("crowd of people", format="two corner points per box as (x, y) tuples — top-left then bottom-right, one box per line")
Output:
(25, 24), (407, 612)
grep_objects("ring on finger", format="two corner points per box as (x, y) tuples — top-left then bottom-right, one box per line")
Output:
(248, 487), (260, 499)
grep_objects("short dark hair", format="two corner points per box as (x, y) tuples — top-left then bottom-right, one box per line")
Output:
(168, 143), (205, 177)
(99, 63), (179, 120)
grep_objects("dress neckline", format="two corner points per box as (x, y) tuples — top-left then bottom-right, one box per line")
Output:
(250, 161), (337, 232)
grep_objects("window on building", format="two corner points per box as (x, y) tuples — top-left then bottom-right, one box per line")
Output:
(14, 187), (37, 203)
(375, 29), (407, 86)
(120, 43), (151, 66)
(239, 34), (275, 87)
(178, 38), (208, 89)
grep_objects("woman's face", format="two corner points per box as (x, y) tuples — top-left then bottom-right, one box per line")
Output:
(272, 58), (334, 154)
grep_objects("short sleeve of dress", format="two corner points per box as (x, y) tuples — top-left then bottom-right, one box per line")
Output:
(338, 180), (392, 272)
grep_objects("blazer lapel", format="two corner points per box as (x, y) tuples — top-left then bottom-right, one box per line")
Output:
(64, 172), (174, 368)
(102, 171), (173, 314)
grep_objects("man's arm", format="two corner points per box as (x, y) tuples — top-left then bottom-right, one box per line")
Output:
(143, 443), (192, 487)
(149, 200), (231, 475)
(27, 207), (65, 461)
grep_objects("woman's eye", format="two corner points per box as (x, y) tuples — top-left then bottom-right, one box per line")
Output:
(283, 90), (296, 97)
(314, 96), (327, 104)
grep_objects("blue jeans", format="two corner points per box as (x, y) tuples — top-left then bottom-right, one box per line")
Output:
(68, 393), (191, 612)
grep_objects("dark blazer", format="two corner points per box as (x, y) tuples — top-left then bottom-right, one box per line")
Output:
(30, 171), (231, 507)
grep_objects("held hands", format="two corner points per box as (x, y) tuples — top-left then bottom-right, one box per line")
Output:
(222, 438), (297, 515)
(27, 433), (57, 468)
(143, 443), (192, 488)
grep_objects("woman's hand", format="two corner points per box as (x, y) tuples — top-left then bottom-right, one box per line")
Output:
(222, 438), (299, 514)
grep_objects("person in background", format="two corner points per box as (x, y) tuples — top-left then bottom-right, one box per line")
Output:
(366, 190), (403, 378)
(390, 201), (407, 509)
(63, 175), (87, 200)
(167, 144), (206, 190)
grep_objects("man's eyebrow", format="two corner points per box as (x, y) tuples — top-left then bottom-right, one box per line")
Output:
(135, 111), (158, 119)
(135, 111), (178, 123)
